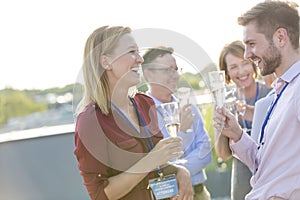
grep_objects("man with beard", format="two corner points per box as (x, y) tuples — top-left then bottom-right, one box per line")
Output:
(213, 1), (300, 199)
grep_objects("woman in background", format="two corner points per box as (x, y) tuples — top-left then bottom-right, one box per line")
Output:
(215, 40), (271, 200)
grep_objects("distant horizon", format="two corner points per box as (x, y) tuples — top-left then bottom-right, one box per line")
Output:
(0, 83), (75, 90)
(0, 83), (75, 91)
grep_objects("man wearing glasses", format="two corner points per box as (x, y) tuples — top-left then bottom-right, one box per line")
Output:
(141, 46), (212, 200)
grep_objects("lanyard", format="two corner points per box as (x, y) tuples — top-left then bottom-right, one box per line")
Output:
(244, 82), (259, 130)
(111, 99), (154, 151)
(112, 97), (163, 177)
(258, 83), (289, 147)
(128, 97), (163, 177)
(129, 97), (155, 149)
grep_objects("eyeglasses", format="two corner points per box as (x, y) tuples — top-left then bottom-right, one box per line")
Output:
(147, 66), (181, 73)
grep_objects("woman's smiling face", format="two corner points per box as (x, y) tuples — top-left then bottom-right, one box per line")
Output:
(225, 53), (255, 88)
(107, 33), (144, 87)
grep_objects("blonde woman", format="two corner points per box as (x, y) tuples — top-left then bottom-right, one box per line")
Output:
(74, 26), (193, 200)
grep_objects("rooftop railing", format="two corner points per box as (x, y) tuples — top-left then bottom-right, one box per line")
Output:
(0, 123), (230, 200)
(0, 124), (89, 200)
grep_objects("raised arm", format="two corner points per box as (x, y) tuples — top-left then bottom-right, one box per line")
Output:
(213, 107), (258, 171)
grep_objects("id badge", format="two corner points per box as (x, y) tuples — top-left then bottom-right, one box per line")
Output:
(148, 174), (178, 199)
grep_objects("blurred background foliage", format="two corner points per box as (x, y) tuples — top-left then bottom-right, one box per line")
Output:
(0, 73), (231, 171)
(0, 89), (47, 125)
(0, 84), (74, 125)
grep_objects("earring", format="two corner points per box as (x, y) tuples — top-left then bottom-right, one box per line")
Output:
(103, 61), (110, 68)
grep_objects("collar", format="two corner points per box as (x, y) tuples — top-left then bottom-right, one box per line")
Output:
(279, 60), (300, 84)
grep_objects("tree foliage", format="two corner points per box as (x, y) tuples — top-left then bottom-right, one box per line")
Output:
(0, 88), (47, 125)
(178, 72), (206, 90)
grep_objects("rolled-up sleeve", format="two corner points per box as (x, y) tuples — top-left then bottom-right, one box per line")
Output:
(74, 132), (110, 200)
(80, 170), (109, 200)
(230, 131), (258, 171)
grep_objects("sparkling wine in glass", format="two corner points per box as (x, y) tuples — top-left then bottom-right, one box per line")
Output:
(157, 102), (180, 138)
(165, 123), (180, 137)
(157, 102), (184, 163)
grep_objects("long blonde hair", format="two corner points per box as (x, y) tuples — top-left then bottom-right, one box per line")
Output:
(76, 26), (131, 115)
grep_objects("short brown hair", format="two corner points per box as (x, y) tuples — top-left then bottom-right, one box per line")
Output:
(219, 40), (257, 84)
(142, 46), (174, 70)
(237, 0), (299, 49)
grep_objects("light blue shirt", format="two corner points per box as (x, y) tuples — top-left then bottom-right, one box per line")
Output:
(149, 94), (212, 186)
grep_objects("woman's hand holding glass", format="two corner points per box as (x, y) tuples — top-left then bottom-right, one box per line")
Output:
(224, 86), (246, 115)
(157, 102), (187, 164)
(147, 137), (183, 167)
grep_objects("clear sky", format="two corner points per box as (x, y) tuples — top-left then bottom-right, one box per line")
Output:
(1, 0), (299, 90)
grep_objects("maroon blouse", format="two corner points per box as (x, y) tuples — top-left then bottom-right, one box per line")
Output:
(74, 93), (167, 200)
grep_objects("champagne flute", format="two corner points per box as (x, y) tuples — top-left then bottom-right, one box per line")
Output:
(224, 87), (237, 113)
(157, 102), (180, 138)
(208, 71), (226, 107)
(177, 87), (191, 107)
(157, 102), (182, 163)
(209, 71), (226, 133)
(235, 86), (246, 116)
(177, 87), (193, 133)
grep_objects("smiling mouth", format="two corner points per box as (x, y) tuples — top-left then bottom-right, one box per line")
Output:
(238, 75), (248, 81)
(131, 67), (140, 74)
